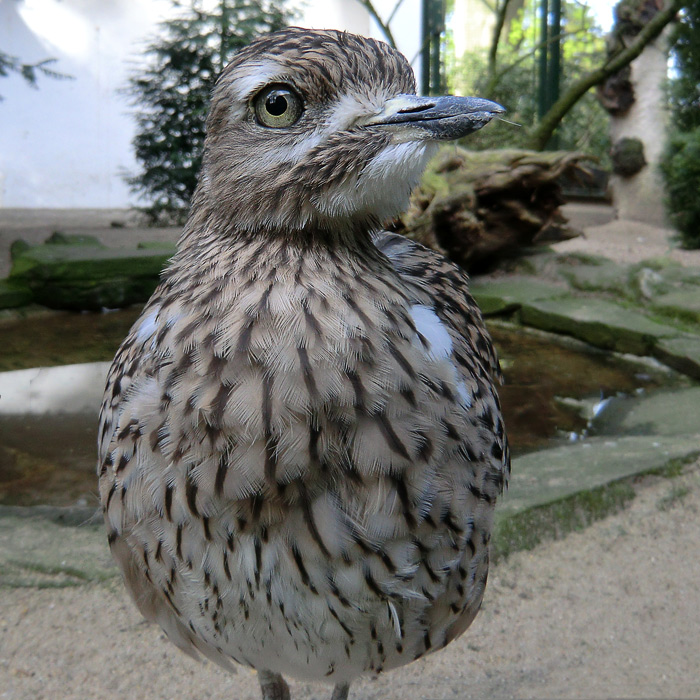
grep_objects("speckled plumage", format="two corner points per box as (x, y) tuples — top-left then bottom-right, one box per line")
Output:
(98, 27), (509, 700)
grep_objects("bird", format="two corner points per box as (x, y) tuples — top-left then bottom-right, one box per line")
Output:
(98, 27), (509, 700)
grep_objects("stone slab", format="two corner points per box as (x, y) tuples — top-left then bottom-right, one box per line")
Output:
(44, 232), (106, 248)
(653, 335), (700, 380)
(654, 264), (700, 287)
(651, 289), (700, 324)
(556, 258), (632, 296)
(591, 387), (700, 437)
(10, 245), (172, 282)
(469, 277), (569, 315)
(8, 245), (172, 310)
(500, 434), (700, 515)
(520, 297), (680, 355)
(3, 430), (698, 587)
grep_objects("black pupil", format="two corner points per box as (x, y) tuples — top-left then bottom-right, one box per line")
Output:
(266, 92), (288, 116)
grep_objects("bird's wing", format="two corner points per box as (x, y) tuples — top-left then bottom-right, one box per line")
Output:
(373, 230), (510, 644)
(373, 229), (509, 483)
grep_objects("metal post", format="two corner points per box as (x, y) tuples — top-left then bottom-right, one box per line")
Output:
(421, 0), (431, 95)
(219, 0), (230, 71)
(547, 0), (561, 148)
(421, 0), (446, 96)
(537, 0), (549, 121)
(430, 0), (443, 94)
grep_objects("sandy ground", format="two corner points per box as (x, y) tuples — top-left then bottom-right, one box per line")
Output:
(2, 465), (699, 700)
(558, 203), (700, 268)
(2, 206), (700, 699)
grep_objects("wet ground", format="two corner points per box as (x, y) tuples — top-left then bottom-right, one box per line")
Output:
(0, 309), (680, 508)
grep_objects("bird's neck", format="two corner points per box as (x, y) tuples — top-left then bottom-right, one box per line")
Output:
(166, 206), (390, 299)
(177, 174), (386, 252)
(174, 191), (383, 265)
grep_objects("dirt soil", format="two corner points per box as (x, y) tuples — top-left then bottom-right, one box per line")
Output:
(2, 207), (699, 699)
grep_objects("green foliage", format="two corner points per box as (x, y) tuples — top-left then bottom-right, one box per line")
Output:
(660, 127), (700, 249)
(661, 1), (700, 248)
(0, 51), (71, 101)
(667, 1), (700, 132)
(125, 0), (291, 223)
(449, 1), (610, 163)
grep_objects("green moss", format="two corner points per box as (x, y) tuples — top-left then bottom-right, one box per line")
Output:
(7, 244), (171, 311)
(45, 231), (105, 247)
(0, 279), (32, 309)
(611, 137), (646, 176)
(493, 481), (636, 561)
(9, 239), (31, 260)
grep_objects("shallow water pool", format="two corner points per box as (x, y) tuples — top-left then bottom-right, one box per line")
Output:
(0, 309), (681, 507)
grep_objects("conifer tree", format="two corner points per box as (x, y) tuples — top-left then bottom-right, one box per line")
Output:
(126, 0), (291, 222)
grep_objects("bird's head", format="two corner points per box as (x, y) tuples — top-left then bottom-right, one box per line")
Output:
(194, 27), (503, 238)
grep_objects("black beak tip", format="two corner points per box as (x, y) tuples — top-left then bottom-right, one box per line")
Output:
(467, 97), (506, 116)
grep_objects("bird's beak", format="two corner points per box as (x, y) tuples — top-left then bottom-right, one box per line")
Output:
(361, 94), (505, 141)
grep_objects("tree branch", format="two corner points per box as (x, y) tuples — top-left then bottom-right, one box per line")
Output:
(386, 0), (406, 27)
(487, 0), (514, 81)
(485, 28), (587, 97)
(526, 0), (682, 150)
(354, 0), (397, 48)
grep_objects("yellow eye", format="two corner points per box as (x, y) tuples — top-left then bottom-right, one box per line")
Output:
(253, 84), (303, 128)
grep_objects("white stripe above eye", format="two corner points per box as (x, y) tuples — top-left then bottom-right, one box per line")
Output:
(230, 60), (283, 101)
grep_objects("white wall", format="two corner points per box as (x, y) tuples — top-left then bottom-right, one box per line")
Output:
(0, 0), (170, 207)
(0, 0), (421, 209)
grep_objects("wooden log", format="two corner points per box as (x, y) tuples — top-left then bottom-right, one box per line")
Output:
(392, 148), (594, 272)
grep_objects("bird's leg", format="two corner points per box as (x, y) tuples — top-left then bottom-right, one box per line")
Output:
(258, 670), (291, 700)
(330, 682), (350, 700)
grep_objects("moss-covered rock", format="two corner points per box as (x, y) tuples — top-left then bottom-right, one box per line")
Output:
(44, 231), (106, 247)
(653, 335), (700, 380)
(9, 244), (172, 311)
(591, 387), (700, 437)
(0, 279), (32, 309)
(137, 241), (178, 252)
(555, 256), (633, 296)
(9, 239), (31, 260)
(520, 297), (680, 354)
(470, 278), (569, 315)
(650, 288), (700, 324)
(493, 434), (700, 558)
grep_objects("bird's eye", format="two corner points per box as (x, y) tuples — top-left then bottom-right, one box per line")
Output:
(253, 84), (303, 128)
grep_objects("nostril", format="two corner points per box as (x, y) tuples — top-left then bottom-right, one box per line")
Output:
(397, 103), (434, 114)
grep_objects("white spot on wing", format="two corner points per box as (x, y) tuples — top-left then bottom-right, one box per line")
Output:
(136, 307), (160, 343)
(410, 304), (453, 359)
(457, 381), (473, 408)
(410, 304), (474, 409)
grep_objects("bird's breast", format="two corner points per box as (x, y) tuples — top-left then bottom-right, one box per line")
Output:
(98, 238), (501, 679)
